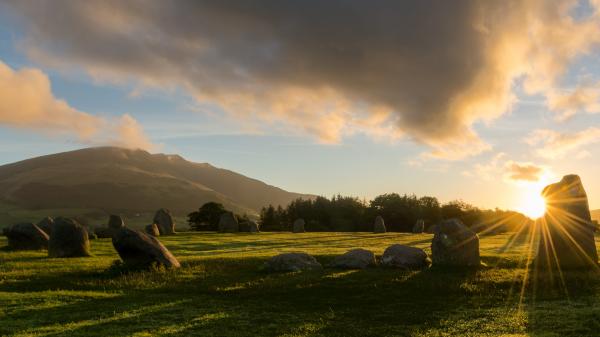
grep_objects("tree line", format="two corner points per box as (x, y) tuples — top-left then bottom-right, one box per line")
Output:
(188, 193), (531, 233)
(259, 194), (530, 233)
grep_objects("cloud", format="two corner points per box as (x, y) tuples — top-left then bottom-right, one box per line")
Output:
(462, 152), (506, 180)
(526, 127), (600, 159)
(547, 82), (600, 120)
(463, 153), (548, 183)
(0, 60), (156, 150)
(504, 161), (545, 182)
(5, 0), (600, 158)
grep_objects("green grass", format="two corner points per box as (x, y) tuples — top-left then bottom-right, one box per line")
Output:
(1, 232), (600, 336)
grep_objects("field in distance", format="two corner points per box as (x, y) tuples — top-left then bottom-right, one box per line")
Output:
(2, 232), (600, 336)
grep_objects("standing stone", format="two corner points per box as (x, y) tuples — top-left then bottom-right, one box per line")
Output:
(373, 216), (386, 233)
(4, 223), (49, 250)
(249, 221), (260, 233)
(153, 208), (175, 235)
(413, 219), (425, 233)
(145, 224), (161, 237)
(330, 248), (376, 269)
(112, 228), (180, 268)
(292, 218), (305, 233)
(426, 225), (438, 234)
(263, 252), (322, 272)
(36, 217), (54, 236)
(537, 174), (598, 269)
(108, 215), (125, 229)
(95, 227), (116, 239)
(218, 212), (239, 232)
(431, 219), (480, 267)
(48, 217), (91, 258)
(381, 244), (430, 269)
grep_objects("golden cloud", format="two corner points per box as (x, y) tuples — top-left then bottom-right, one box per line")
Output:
(0, 60), (156, 151)
(526, 127), (600, 159)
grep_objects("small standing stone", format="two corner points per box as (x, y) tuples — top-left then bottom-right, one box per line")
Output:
(373, 216), (386, 233)
(431, 219), (480, 267)
(218, 212), (239, 232)
(36, 217), (54, 236)
(292, 219), (306, 233)
(145, 224), (161, 237)
(413, 219), (425, 233)
(108, 215), (125, 229)
(249, 221), (260, 233)
(153, 208), (176, 235)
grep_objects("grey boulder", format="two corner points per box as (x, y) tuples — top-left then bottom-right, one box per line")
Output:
(330, 248), (376, 269)
(264, 252), (322, 272)
(381, 244), (430, 269)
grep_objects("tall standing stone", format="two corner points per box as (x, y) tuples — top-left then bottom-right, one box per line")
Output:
(373, 216), (386, 233)
(413, 219), (425, 233)
(292, 218), (305, 233)
(48, 217), (91, 258)
(153, 208), (175, 235)
(536, 174), (598, 269)
(431, 218), (480, 267)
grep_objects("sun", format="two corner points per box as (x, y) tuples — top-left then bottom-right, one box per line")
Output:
(519, 193), (546, 219)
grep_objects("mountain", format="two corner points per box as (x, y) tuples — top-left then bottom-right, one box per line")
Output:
(0, 147), (310, 218)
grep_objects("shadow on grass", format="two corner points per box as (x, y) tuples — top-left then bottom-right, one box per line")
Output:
(1, 255), (491, 337)
(524, 264), (600, 336)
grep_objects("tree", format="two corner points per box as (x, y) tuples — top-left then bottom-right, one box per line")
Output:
(188, 202), (227, 231)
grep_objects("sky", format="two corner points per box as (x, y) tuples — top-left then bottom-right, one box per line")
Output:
(1, 0), (600, 214)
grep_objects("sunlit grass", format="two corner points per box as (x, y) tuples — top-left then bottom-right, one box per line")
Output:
(1, 232), (600, 336)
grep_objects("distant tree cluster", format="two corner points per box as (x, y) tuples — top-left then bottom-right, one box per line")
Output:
(260, 194), (530, 233)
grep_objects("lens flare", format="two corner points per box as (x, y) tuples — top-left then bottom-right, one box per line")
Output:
(519, 193), (546, 219)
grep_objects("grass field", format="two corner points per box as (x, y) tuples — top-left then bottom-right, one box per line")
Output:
(2, 232), (600, 336)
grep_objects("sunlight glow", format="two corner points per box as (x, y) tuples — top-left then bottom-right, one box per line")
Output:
(519, 193), (546, 219)
(514, 173), (553, 219)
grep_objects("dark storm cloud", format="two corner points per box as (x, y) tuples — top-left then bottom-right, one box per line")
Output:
(4, 0), (599, 158)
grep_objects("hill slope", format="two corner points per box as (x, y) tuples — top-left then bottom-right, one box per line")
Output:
(0, 147), (309, 218)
